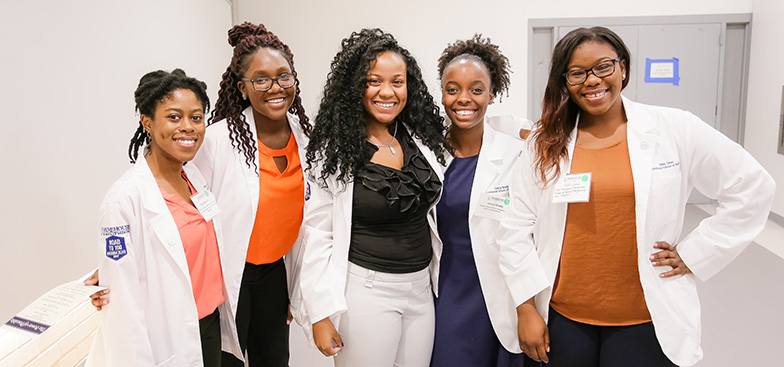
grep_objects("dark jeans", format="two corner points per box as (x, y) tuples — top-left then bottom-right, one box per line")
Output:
(546, 308), (678, 367)
(200, 307), (222, 367)
(222, 259), (290, 367)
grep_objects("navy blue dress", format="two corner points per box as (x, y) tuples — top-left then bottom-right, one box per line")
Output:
(431, 155), (525, 367)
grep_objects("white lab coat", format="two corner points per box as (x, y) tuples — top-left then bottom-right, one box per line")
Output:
(298, 124), (444, 339)
(191, 107), (309, 323)
(86, 156), (242, 367)
(438, 116), (533, 354)
(498, 97), (776, 366)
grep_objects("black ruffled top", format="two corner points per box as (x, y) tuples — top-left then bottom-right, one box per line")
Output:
(348, 123), (442, 274)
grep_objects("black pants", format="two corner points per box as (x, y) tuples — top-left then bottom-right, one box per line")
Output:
(546, 308), (677, 367)
(222, 259), (290, 367)
(200, 307), (222, 367)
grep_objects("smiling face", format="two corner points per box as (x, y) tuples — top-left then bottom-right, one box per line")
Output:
(362, 51), (408, 126)
(238, 47), (296, 126)
(566, 41), (626, 123)
(441, 58), (493, 132)
(142, 88), (206, 164)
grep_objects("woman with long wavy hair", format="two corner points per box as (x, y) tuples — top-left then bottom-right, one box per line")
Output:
(498, 26), (774, 367)
(300, 28), (448, 367)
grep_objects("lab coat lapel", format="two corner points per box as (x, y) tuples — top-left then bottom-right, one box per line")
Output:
(468, 126), (503, 220)
(622, 97), (658, 232)
(133, 156), (192, 279)
(240, 107), (261, 214)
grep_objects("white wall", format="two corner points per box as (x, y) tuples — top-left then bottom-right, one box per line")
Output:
(745, 0), (784, 215)
(234, 0), (753, 124)
(0, 0), (233, 322)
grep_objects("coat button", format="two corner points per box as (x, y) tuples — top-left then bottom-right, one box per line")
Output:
(641, 141), (649, 150)
(167, 238), (176, 246)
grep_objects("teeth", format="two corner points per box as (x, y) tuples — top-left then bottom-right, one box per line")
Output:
(375, 102), (395, 108)
(267, 98), (285, 103)
(176, 139), (196, 146)
(455, 110), (475, 116)
(586, 90), (606, 98)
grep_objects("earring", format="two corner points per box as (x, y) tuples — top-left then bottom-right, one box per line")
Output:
(622, 74), (626, 80)
(242, 94), (247, 100)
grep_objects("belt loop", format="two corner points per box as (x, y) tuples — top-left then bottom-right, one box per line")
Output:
(364, 269), (376, 289)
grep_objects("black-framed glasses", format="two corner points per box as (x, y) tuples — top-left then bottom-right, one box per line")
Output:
(241, 72), (296, 92)
(563, 58), (621, 85)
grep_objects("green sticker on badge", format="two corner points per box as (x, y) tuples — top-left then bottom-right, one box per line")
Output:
(504, 199), (510, 205)
(581, 175), (589, 182)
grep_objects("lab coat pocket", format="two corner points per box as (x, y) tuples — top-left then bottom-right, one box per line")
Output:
(664, 273), (701, 332)
(155, 355), (176, 367)
(647, 174), (682, 229)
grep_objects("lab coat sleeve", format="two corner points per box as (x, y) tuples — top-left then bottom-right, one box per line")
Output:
(497, 148), (550, 307)
(299, 171), (348, 324)
(676, 112), (776, 281)
(97, 201), (157, 366)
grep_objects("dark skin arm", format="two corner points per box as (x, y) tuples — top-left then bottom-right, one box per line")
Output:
(517, 297), (549, 363)
(650, 241), (693, 277)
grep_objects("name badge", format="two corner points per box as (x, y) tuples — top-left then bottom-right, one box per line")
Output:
(552, 172), (592, 203)
(475, 192), (511, 220)
(191, 189), (221, 222)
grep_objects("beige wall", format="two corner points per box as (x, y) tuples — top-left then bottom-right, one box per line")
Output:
(0, 0), (233, 322)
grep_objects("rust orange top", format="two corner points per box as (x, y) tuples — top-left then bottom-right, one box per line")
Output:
(246, 133), (304, 265)
(550, 138), (651, 326)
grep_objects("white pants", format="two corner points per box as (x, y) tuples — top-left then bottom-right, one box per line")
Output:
(334, 263), (435, 367)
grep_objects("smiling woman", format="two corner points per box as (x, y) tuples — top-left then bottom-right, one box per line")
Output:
(300, 28), (448, 367)
(498, 26), (775, 367)
(86, 69), (242, 367)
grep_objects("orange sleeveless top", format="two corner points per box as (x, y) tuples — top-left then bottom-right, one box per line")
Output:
(245, 133), (304, 265)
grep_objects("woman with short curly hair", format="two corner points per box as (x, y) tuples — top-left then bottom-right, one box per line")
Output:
(301, 28), (448, 367)
(431, 34), (540, 367)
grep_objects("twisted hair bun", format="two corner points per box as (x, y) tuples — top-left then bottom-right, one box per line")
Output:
(227, 22), (269, 47)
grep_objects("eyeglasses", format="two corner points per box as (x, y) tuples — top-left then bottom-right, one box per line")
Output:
(241, 72), (296, 92)
(563, 58), (621, 86)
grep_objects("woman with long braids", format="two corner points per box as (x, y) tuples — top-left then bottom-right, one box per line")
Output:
(191, 22), (311, 367)
(430, 35), (541, 367)
(86, 69), (242, 367)
(87, 23), (311, 367)
(300, 28), (448, 367)
(498, 26), (774, 366)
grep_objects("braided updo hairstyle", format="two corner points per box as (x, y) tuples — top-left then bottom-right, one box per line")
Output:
(437, 34), (511, 101)
(129, 69), (209, 163)
(211, 22), (311, 170)
(306, 28), (448, 187)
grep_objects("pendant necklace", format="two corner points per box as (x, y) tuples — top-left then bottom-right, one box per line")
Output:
(368, 122), (398, 155)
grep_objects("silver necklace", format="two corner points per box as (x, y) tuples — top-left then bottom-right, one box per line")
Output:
(367, 122), (398, 155)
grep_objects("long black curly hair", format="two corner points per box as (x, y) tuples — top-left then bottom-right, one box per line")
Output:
(306, 28), (448, 187)
(128, 68), (209, 163)
(211, 22), (311, 170)
(437, 34), (511, 101)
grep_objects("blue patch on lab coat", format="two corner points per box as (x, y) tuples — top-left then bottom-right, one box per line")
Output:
(105, 236), (127, 261)
(305, 182), (311, 201)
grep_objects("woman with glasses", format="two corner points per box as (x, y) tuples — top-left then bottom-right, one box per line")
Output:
(301, 28), (448, 367)
(498, 26), (774, 367)
(86, 69), (242, 367)
(193, 22), (312, 367)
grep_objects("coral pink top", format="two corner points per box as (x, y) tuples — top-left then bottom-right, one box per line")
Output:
(159, 171), (225, 319)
